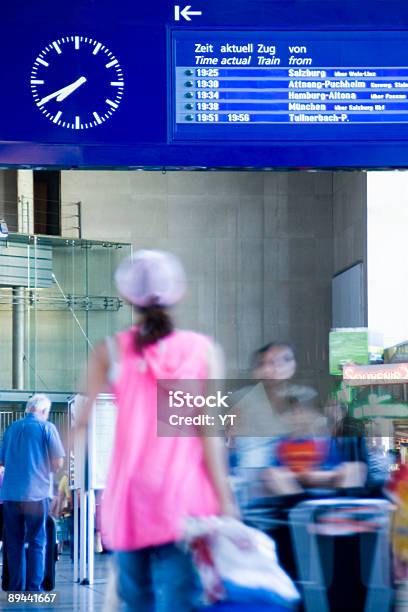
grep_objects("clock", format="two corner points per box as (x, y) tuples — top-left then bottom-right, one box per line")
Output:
(30, 36), (125, 130)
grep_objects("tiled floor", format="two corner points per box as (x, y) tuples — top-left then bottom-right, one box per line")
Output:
(0, 554), (110, 611)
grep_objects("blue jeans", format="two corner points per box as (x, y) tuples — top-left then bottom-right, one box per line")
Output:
(3, 499), (49, 591)
(117, 543), (197, 611)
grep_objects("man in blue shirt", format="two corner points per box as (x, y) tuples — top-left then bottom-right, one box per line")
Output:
(0, 394), (65, 592)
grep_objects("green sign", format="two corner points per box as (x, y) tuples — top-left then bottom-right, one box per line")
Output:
(329, 329), (371, 376)
(352, 402), (408, 419)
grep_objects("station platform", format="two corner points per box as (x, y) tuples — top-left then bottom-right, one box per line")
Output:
(0, 553), (109, 611)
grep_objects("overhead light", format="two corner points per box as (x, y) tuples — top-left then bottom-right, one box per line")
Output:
(0, 220), (8, 239)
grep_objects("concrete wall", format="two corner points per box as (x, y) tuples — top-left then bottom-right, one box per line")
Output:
(333, 172), (368, 324)
(61, 170), (334, 397)
(333, 172), (367, 276)
(0, 168), (372, 395)
(0, 170), (17, 231)
(263, 172), (333, 396)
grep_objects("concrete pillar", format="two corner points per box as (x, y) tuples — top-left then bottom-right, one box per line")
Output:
(17, 169), (34, 234)
(12, 170), (33, 389)
(12, 286), (25, 389)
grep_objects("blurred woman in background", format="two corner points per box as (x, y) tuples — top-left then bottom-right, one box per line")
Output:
(232, 341), (322, 494)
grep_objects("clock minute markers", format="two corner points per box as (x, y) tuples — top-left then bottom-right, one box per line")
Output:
(37, 76), (87, 107)
(53, 111), (62, 124)
(32, 36), (124, 129)
(106, 59), (118, 69)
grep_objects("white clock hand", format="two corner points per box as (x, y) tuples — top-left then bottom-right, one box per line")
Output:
(38, 76), (87, 106)
(56, 76), (87, 102)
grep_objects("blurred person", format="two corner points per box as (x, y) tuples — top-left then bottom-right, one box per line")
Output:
(56, 472), (71, 518)
(231, 344), (369, 584)
(48, 469), (62, 518)
(232, 345), (368, 499)
(76, 250), (236, 612)
(95, 490), (104, 553)
(53, 471), (72, 555)
(231, 342), (326, 494)
(326, 405), (370, 490)
(230, 342), (340, 580)
(267, 400), (344, 495)
(0, 394), (65, 591)
(366, 442), (391, 493)
(387, 448), (400, 469)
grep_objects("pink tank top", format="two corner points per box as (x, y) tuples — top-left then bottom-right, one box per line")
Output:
(101, 328), (220, 551)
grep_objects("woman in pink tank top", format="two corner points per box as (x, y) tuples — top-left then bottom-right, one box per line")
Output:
(78, 250), (236, 611)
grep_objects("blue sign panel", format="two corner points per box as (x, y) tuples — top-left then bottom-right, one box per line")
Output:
(172, 31), (408, 142)
(2, 1), (408, 168)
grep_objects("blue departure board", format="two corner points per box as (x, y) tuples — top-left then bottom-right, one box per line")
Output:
(172, 30), (408, 141)
(4, 1), (408, 167)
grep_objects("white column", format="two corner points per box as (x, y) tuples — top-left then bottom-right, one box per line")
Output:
(87, 489), (95, 585)
(73, 489), (80, 583)
(367, 172), (408, 347)
(80, 491), (88, 584)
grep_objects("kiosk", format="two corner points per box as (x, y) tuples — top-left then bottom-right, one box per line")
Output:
(69, 393), (117, 585)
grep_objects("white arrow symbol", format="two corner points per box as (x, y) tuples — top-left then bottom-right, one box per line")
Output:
(174, 5), (203, 21)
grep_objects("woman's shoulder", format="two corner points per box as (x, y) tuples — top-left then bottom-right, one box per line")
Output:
(172, 328), (214, 348)
(111, 326), (137, 344)
(111, 326), (212, 345)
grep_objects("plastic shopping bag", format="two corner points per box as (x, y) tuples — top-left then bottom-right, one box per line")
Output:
(184, 516), (300, 608)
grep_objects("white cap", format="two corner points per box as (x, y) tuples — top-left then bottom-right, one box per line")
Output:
(115, 250), (186, 307)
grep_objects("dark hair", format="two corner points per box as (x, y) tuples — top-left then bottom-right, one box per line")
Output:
(135, 306), (174, 351)
(252, 341), (295, 369)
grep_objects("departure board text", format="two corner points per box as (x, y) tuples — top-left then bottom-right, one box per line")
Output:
(172, 31), (408, 140)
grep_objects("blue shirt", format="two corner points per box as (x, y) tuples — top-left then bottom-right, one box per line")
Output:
(0, 414), (65, 502)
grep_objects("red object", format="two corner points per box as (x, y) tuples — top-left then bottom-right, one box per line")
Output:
(384, 463), (408, 502)
(191, 537), (225, 604)
(276, 438), (329, 473)
(343, 363), (408, 386)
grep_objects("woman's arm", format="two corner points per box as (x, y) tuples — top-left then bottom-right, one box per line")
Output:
(202, 436), (238, 516)
(75, 342), (110, 429)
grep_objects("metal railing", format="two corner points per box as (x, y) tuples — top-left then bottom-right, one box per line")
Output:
(0, 290), (124, 312)
(0, 409), (68, 445)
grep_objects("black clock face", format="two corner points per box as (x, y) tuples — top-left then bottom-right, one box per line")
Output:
(30, 36), (125, 130)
